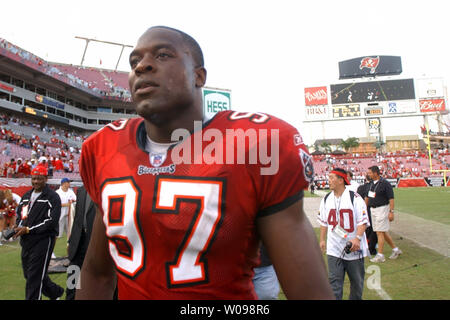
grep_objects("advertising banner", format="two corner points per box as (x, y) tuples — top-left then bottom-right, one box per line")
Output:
(35, 94), (65, 110)
(419, 99), (446, 113)
(387, 100), (417, 114)
(425, 177), (445, 187)
(202, 88), (231, 121)
(305, 105), (328, 120)
(0, 82), (15, 93)
(368, 118), (380, 136)
(304, 86), (328, 106)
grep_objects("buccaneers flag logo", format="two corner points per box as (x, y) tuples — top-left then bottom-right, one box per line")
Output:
(359, 56), (380, 74)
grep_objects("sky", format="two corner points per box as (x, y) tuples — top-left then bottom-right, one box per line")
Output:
(1, 0), (449, 145)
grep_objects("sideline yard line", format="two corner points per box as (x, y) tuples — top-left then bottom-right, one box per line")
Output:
(390, 211), (450, 258)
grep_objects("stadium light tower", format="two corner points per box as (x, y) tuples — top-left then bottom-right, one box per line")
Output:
(75, 36), (133, 70)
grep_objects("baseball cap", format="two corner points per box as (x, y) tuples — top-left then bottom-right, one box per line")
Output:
(31, 165), (48, 176)
(61, 178), (71, 184)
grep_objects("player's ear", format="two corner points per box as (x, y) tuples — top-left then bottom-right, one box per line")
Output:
(194, 67), (206, 88)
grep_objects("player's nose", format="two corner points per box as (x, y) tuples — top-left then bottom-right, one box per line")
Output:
(134, 54), (155, 75)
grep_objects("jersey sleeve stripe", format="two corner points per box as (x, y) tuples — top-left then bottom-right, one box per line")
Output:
(256, 190), (304, 218)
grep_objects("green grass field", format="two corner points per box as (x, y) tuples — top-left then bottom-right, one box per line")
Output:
(0, 236), (68, 300)
(304, 190), (319, 198)
(394, 187), (450, 225)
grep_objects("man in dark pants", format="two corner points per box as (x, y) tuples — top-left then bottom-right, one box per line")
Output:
(357, 175), (378, 256)
(14, 165), (64, 300)
(66, 186), (96, 300)
(252, 244), (280, 300)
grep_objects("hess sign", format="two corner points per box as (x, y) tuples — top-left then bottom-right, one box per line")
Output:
(365, 108), (383, 116)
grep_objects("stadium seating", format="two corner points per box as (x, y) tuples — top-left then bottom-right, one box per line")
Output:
(312, 151), (449, 180)
(50, 64), (112, 93)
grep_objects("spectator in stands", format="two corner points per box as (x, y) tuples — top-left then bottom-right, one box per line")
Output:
(15, 158), (22, 176)
(18, 160), (31, 177)
(1, 163), (8, 177)
(365, 166), (402, 263)
(54, 158), (64, 172)
(3, 143), (11, 156)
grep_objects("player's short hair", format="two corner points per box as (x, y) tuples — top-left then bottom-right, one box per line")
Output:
(149, 26), (204, 68)
(369, 165), (380, 175)
(347, 171), (353, 178)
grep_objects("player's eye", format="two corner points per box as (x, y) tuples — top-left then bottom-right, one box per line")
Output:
(129, 57), (140, 69)
(156, 51), (172, 60)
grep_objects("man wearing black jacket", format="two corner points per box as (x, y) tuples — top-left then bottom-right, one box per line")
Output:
(65, 186), (96, 300)
(14, 165), (64, 300)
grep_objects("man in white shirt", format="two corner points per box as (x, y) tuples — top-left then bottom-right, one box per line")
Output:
(318, 168), (369, 300)
(56, 178), (76, 238)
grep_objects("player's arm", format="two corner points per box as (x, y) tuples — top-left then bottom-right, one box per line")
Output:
(257, 199), (334, 300)
(319, 226), (327, 253)
(76, 207), (116, 300)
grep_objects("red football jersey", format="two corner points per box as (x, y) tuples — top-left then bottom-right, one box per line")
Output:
(79, 110), (313, 299)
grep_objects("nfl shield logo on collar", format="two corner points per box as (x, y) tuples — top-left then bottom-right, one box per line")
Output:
(149, 152), (166, 168)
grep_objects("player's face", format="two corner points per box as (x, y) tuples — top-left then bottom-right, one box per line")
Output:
(328, 173), (341, 191)
(128, 28), (200, 122)
(31, 175), (47, 192)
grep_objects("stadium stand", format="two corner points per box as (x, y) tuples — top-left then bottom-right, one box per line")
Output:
(0, 112), (82, 180)
(312, 149), (450, 186)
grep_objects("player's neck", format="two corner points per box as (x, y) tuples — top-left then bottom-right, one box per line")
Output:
(144, 105), (203, 143)
(333, 185), (345, 197)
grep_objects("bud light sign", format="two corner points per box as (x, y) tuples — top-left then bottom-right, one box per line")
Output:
(419, 99), (446, 113)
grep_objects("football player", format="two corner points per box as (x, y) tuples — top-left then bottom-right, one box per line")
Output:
(77, 26), (333, 300)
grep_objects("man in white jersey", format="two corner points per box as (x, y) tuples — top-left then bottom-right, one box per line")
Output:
(318, 168), (369, 300)
(56, 178), (76, 238)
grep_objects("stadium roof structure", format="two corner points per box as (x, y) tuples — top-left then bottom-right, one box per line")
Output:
(0, 37), (132, 106)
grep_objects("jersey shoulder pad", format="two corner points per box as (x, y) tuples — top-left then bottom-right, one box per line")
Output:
(83, 117), (142, 156)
